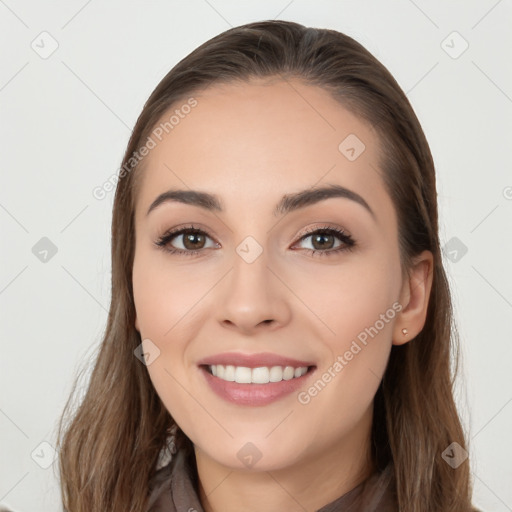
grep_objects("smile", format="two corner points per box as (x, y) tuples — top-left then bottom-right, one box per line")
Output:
(207, 364), (309, 384)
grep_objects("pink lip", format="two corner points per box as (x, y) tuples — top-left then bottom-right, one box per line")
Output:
(197, 352), (316, 406)
(197, 351), (315, 368)
(200, 366), (315, 406)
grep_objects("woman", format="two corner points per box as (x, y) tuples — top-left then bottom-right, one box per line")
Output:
(57, 20), (480, 511)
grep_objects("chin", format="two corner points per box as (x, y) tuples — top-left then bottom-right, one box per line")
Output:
(195, 435), (307, 472)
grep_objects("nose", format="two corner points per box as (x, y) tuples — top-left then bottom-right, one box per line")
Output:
(216, 247), (292, 335)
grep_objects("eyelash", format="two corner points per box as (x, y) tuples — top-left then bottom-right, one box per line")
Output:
(154, 224), (356, 258)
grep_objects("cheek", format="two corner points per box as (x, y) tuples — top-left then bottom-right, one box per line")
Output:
(297, 296), (395, 445)
(300, 253), (400, 410)
(292, 249), (401, 345)
(133, 247), (207, 339)
(132, 248), (211, 421)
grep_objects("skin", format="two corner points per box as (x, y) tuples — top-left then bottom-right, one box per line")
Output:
(132, 78), (433, 512)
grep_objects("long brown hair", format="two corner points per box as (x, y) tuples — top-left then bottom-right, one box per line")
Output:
(57, 19), (478, 511)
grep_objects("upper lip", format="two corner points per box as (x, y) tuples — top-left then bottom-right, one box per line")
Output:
(197, 352), (315, 369)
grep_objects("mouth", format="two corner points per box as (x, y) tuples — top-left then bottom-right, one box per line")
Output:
(202, 363), (314, 384)
(197, 353), (317, 406)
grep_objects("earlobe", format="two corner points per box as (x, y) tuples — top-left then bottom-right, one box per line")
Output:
(393, 250), (434, 346)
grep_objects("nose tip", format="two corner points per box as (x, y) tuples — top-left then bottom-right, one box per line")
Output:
(216, 248), (292, 334)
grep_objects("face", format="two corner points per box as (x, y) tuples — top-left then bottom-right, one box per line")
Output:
(132, 78), (409, 472)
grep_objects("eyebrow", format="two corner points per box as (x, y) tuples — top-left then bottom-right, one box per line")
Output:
(146, 183), (376, 220)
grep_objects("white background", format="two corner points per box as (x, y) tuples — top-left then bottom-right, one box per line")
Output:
(1, 1), (511, 511)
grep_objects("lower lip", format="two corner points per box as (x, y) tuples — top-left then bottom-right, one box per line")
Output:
(200, 366), (315, 406)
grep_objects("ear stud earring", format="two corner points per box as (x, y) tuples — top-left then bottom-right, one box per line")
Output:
(401, 328), (408, 335)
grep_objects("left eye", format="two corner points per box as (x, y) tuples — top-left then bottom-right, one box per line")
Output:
(295, 228), (353, 252)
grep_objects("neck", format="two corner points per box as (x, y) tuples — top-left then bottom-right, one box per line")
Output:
(195, 406), (375, 512)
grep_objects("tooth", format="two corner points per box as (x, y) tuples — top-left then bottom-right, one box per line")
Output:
(252, 367), (270, 384)
(224, 365), (236, 381)
(269, 366), (284, 382)
(235, 366), (252, 384)
(283, 366), (295, 380)
(210, 364), (310, 383)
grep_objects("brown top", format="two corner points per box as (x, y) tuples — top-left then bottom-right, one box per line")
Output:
(147, 449), (398, 512)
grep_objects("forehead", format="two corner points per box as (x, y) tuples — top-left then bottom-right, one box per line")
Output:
(134, 78), (390, 222)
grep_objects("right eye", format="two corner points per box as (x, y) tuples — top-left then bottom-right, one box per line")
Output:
(155, 225), (219, 256)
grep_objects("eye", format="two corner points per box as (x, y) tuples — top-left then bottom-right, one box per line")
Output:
(293, 225), (356, 257)
(155, 224), (218, 256)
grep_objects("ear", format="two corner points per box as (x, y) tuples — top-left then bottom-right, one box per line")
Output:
(393, 250), (434, 346)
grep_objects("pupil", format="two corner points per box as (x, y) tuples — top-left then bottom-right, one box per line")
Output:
(314, 234), (333, 249)
(185, 233), (203, 249)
